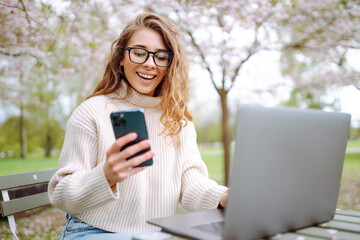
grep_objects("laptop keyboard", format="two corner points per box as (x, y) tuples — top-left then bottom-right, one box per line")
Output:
(191, 220), (224, 237)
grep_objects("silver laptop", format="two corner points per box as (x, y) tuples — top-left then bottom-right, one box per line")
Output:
(148, 105), (351, 240)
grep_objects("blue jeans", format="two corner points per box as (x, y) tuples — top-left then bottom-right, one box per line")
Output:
(60, 214), (160, 240)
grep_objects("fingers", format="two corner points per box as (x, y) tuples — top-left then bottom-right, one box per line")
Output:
(106, 132), (137, 157)
(120, 138), (151, 161)
(107, 138), (152, 166)
(104, 133), (154, 186)
(105, 148), (154, 185)
(113, 148), (154, 171)
(220, 189), (229, 208)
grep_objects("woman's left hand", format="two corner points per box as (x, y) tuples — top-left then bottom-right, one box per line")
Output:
(219, 189), (229, 208)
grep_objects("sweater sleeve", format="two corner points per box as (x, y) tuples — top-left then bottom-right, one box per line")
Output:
(179, 122), (228, 211)
(48, 106), (119, 214)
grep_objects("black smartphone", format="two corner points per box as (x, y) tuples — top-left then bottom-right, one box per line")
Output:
(110, 109), (153, 167)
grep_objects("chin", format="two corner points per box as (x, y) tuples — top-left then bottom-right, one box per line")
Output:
(138, 89), (155, 96)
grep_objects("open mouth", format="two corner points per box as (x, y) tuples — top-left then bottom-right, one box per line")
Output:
(137, 72), (156, 80)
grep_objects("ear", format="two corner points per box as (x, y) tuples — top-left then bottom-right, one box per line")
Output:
(119, 59), (124, 70)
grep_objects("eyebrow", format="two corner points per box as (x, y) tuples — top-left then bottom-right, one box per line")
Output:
(131, 44), (169, 52)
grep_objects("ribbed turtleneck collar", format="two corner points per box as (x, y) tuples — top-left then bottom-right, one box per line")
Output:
(109, 81), (161, 109)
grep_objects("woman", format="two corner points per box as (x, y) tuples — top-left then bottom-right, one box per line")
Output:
(48, 12), (228, 239)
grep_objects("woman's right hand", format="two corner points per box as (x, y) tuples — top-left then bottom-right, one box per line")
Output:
(104, 132), (154, 188)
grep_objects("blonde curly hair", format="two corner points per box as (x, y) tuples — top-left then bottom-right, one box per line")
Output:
(88, 12), (192, 145)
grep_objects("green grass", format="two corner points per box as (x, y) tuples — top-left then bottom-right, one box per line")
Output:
(338, 152), (360, 210)
(347, 139), (360, 148)
(0, 157), (58, 176)
(199, 146), (225, 184)
(341, 152), (360, 179)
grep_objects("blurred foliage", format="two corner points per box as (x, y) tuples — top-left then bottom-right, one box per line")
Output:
(0, 116), (64, 158)
(281, 89), (341, 110)
(194, 117), (236, 143)
(350, 127), (360, 139)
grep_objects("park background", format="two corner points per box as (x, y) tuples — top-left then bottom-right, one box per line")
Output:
(1, 0), (360, 239)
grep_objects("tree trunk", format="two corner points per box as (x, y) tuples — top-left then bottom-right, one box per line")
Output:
(19, 102), (27, 158)
(219, 91), (231, 186)
(44, 127), (52, 157)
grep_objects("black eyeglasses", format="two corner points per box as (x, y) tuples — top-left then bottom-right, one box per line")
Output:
(124, 47), (173, 67)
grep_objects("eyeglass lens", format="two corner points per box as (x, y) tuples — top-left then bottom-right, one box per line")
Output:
(129, 48), (171, 67)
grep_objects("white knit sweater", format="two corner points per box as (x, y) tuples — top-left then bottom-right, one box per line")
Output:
(48, 82), (227, 232)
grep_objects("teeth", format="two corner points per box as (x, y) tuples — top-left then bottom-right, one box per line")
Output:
(138, 72), (155, 79)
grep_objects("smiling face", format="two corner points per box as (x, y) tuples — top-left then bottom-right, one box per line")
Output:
(120, 28), (169, 96)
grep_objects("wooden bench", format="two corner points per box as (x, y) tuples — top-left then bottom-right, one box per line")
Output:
(0, 169), (57, 240)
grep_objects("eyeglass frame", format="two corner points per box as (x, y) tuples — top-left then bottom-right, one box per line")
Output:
(123, 47), (173, 67)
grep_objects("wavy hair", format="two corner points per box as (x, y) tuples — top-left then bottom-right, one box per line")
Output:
(87, 12), (192, 145)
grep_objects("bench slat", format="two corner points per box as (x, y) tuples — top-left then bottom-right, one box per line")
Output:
(334, 214), (360, 224)
(0, 169), (57, 190)
(270, 232), (321, 240)
(297, 226), (360, 240)
(1, 192), (50, 217)
(336, 209), (360, 218)
(319, 220), (360, 233)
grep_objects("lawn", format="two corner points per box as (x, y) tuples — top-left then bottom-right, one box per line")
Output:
(347, 138), (360, 148)
(0, 157), (59, 175)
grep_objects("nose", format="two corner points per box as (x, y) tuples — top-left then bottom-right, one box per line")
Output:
(143, 54), (156, 69)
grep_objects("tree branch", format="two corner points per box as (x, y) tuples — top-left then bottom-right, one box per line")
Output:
(0, 49), (25, 57)
(283, 14), (338, 50)
(229, 10), (274, 89)
(185, 29), (220, 93)
(6, 0), (57, 36)
(19, 0), (32, 26)
(216, 15), (228, 92)
(230, 28), (260, 89)
(0, 49), (40, 60)
(0, 2), (20, 8)
(284, 42), (360, 51)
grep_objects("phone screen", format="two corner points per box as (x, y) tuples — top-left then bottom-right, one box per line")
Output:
(110, 109), (153, 167)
